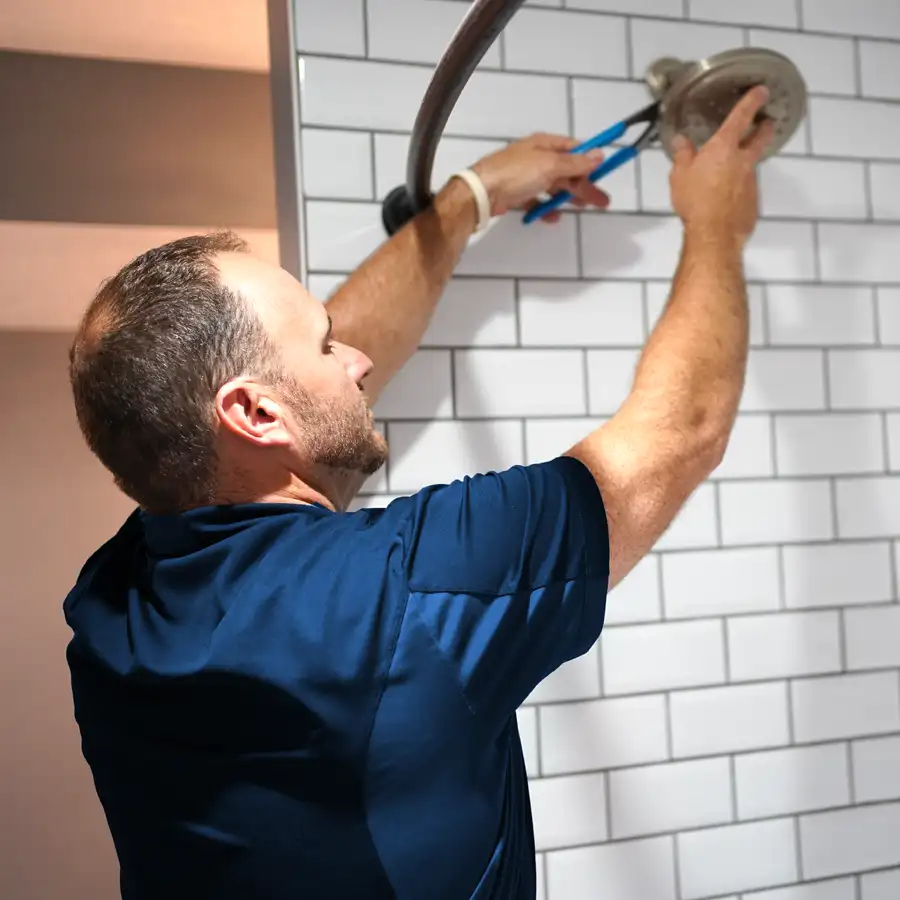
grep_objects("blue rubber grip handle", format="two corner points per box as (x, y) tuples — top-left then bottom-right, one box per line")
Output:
(523, 137), (637, 225)
(572, 119), (628, 154)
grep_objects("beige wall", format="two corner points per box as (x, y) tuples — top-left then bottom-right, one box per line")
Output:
(0, 332), (134, 898)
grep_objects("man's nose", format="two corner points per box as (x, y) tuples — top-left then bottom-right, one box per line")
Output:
(336, 342), (374, 383)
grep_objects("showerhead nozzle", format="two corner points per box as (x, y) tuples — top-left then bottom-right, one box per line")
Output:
(645, 47), (808, 161)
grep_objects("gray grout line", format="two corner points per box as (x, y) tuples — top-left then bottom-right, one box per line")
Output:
(795, 0), (803, 29)
(847, 740), (857, 804)
(664, 691), (675, 760)
(532, 802), (900, 870)
(624, 17), (634, 80)
(854, 37), (863, 97)
(785, 679), (796, 744)
(838, 606), (848, 671)
(541, 850), (550, 900)
(361, 0), (370, 57)
(853, 874), (862, 900)
(728, 754), (738, 820)
(602, 771), (613, 846)
(793, 815), (804, 882)
(368, 132), (378, 200)
(535, 705), (544, 778)
(298, 50), (900, 109)
(672, 833), (684, 900)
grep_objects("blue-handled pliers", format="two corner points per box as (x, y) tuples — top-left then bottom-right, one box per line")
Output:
(523, 101), (661, 224)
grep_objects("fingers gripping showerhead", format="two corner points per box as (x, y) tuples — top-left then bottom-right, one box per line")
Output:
(647, 48), (808, 160)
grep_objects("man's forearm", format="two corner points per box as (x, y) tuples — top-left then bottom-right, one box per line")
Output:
(325, 178), (478, 402)
(629, 228), (749, 448)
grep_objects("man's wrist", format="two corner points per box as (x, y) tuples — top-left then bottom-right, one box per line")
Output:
(433, 176), (480, 237)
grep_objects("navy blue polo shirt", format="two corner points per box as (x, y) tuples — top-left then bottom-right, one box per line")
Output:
(64, 456), (610, 900)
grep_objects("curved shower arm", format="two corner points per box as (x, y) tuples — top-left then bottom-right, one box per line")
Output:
(381, 0), (528, 236)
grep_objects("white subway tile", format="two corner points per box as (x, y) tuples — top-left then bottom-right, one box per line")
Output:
(742, 350), (827, 413)
(820, 224), (900, 282)
(871, 165), (900, 221)
(300, 58), (430, 131)
(546, 837), (677, 900)
(662, 546), (781, 619)
(571, 79), (656, 143)
(746, 879), (856, 900)
(889, 414), (900, 470)
(845, 605), (900, 670)
(745, 221), (817, 282)
(388, 419), (524, 493)
(811, 98), (900, 162)
(655, 482), (719, 551)
(517, 707), (539, 778)
(447, 69), (569, 139)
(421, 278), (518, 348)
(606, 554), (663, 625)
(373, 133), (506, 200)
(301, 129), (373, 199)
(304, 201), (384, 271)
(529, 773), (608, 851)
(690, 0), (797, 27)
(601, 619), (726, 695)
(747, 30), (857, 96)
(767, 286), (876, 347)
(729, 610), (842, 681)
(670, 682), (790, 757)
(348, 494), (397, 512)
(519, 280), (644, 347)
(878, 288), (900, 344)
(540, 696), (669, 775)
(736, 744), (850, 820)
(566, 0), (682, 15)
(366, 0), (501, 66)
(678, 818), (798, 899)
(783, 542), (895, 609)
(609, 758), (732, 840)
(720, 480), (834, 545)
(581, 214), (682, 280)
(526, 645), (602, 704)
(638, 149), (674, 213)
(853, 736), (900, 804)
(801, 802), (900, 881)
(830, 350), (900, 409)
(716, 415), (775, 479)
(802, 0), (900, 40)
(629, 19), (744, 81)
(504, 8), (628, 76)
(836, 476), (900, 540)
(585, 156), (641, 213)
(860, 41), (900, 101)
(455, 349), (585, 417)
(372, 350), (452, 419)
(646, 282), (767, 347)
(309, 273), (346, 300)
(861, 869), (900, 900)
(525, 418), (605, 465)
(586, 349), (639, 415)
(458, 214), (580, 277)
(775, 414), (885, 476)
(294, 0), (365, 55)
(761, 158), (867, 220)
(792, 672), (900, 743)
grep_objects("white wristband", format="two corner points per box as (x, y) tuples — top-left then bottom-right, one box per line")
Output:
(450, 168), (492, 232)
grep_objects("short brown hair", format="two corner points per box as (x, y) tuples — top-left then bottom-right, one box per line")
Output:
(69, 231), (280, 513)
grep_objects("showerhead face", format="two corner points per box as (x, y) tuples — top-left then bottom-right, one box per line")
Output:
(648, 48), (808, 161)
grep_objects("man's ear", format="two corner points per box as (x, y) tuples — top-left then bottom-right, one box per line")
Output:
(215, 379), (292, 448)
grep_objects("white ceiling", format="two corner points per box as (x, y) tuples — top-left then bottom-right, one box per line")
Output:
(0, 0), (270, 71)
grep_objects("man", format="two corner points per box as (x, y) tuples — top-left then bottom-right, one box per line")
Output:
(64, 86), (773, 900)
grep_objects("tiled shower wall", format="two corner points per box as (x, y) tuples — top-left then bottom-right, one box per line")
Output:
(290, 1), (900, 898)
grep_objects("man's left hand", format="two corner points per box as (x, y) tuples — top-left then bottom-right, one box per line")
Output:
(470, 132), (612, 224)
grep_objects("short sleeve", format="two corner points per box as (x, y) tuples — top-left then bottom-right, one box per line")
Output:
(399, 456), (610, 723)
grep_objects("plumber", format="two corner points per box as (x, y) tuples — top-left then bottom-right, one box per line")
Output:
(63, 86), (772, 900)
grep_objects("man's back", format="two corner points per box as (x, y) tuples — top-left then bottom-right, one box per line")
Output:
(64, 459), (609, 899)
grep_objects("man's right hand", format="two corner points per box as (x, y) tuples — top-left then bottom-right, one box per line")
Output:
(668, 84), (775, 247)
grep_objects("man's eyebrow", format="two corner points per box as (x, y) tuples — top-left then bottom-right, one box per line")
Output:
(326, 315), (333, 339)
